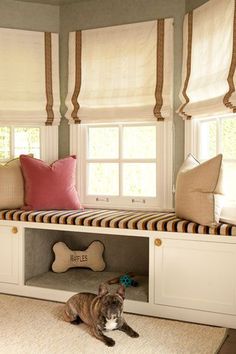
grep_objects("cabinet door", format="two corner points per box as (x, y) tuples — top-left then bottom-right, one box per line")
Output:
(0, 226), (19, 284)
(154, 238), (236, 315)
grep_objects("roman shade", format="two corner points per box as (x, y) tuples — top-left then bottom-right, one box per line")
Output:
(178, 0), (236, 119)
(66, 19), (173, 124)
(0, 28), (60, 125)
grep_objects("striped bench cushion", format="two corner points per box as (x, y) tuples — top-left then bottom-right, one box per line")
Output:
(0, 209), (235, 236)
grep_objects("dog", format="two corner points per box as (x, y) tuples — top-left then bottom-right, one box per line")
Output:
(63, 283), (139, 346)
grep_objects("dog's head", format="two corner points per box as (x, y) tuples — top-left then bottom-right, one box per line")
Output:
(98, 283), (125, 320)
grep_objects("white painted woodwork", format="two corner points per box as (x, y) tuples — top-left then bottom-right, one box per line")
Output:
(0, 220), (236, 329)
(70, 121), (173, 211)
(0, 226), (19, 284)
(154, 238), (236, 315)
(40, 125), (58, 163)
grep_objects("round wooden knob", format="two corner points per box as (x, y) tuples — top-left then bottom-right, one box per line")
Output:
(155, 238), (162, 246)
(12, 227), (18, 234)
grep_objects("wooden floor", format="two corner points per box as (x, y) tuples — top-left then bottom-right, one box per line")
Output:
(219, 329), (236, 354)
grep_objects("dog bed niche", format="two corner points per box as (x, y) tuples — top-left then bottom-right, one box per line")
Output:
(24, 228), (149, 302)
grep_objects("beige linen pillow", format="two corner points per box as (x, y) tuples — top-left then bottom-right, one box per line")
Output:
(175, 154), (224, 227)
(0, 157), (25, 209)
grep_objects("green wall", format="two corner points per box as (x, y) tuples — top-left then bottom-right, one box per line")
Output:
(59, 0), (186, 180)
(0, 0), (59, 31)
(185, 0), (208, 12)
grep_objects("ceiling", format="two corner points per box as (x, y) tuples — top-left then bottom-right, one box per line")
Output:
(15, 0), (84, 5)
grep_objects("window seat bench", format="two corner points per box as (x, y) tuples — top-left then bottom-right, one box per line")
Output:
(0, 208), (235, 236)
(0, 208), (236, 329)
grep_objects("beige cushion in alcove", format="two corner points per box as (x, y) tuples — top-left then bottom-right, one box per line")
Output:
(175, 154), (224, 227)
(0, 157), (25, 209)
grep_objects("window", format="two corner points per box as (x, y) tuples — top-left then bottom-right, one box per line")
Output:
(77, 122), (173, 210)
(0, 126), (40, 162)
(67, 20), (174, 210)
(185, 115), (236, 207)
(0, 29), (59, 165)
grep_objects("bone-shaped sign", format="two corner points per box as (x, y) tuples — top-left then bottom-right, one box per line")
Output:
(52, 241), (106, 273)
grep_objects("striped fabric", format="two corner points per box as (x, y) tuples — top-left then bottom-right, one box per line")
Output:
(153, 19), (165, 121)
(178, 11), (193, 120)
(0, 209), (235, 236)
(71, 30), (82, 124)
(44, 32), (55, 126)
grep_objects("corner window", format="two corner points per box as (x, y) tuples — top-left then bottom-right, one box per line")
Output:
(76, 122), (173, 210)
(186, 115), (236, 204)
(0, 126), (40, 162)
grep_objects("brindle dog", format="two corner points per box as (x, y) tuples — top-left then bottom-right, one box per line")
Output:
(63, 283), (139, 347)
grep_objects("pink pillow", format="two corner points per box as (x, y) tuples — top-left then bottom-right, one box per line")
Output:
(20, 155), (83, 210)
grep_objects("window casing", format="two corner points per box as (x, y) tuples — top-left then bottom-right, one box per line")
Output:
(0, 126), (41, 162)
(71, 121), (173, 211)
(0, 125), (58, 164)
(185, 114), (236, 220)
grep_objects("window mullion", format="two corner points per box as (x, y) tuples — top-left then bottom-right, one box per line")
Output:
(217, 117), (222, 154)
(87, 158), (119, 163)
(196, 120), (201, 158)
(122, 158), (156, 163)
(156, 123), (159, 203)
(119, 124), (122, 198)
(11, 126), (15, 159)
(85, 125), (89, 199)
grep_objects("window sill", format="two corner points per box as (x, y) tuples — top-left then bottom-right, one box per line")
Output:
(220, 205), (236, 226)
(81, 202), (174, 213)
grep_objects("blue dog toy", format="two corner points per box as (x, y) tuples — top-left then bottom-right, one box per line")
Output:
(107, 272), (139, 288)
(119, 274), (138, 288)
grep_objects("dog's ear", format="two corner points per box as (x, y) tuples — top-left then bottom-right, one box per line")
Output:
(98, 283), (109, 297)
(117, 284), (125, 299)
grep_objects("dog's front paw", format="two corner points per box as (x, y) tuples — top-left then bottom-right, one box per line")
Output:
(105, 337), (115, 347)
(130, 331), (139, 338)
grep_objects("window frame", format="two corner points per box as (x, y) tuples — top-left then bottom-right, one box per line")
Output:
(185, 115), (236, 221)
(70, 121), (173, 211)
(0, 125), (41, 163)
(0, 124), (58, 163)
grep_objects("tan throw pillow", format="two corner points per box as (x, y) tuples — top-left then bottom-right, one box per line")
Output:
(0, 157), (25, 209)
(175, 154), (224, 227)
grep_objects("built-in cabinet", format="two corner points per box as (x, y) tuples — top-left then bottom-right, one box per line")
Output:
(0, 222), (236, 329)
(0, 225), (19, 284)
(154, 238), (236, 315)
